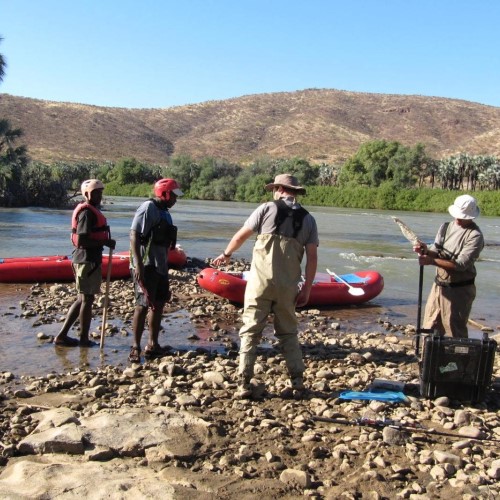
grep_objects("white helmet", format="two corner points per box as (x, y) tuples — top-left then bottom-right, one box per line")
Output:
(81, 179), (104, 201)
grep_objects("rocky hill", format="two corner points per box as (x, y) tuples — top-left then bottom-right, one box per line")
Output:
(1, 89), (499, 165)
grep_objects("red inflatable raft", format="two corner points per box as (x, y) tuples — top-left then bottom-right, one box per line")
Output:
(0, 246), (187, 283)
(197, 268), (384, 307)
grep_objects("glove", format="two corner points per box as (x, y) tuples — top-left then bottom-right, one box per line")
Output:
(106, 239), (116, 250)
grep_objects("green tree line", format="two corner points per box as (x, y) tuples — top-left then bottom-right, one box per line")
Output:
(1, 147), (500, 215)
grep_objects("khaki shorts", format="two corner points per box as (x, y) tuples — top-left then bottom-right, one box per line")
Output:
(73, 263), (102, 295)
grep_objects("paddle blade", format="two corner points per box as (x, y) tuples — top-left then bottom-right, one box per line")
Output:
(392, 217), (419, 246)
(326, 268), (365, 296)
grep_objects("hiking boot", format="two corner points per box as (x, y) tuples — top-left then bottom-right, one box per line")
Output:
(291, 377), (305, 391)
(280, 376), (305, 399)
(234, 375), (252, 399)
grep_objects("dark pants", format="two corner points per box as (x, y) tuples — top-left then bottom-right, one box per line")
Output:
(134, 265), (170, 308)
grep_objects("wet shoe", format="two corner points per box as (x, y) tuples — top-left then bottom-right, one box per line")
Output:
(128, 346), (141, 363)
(53, 336), (79, 347)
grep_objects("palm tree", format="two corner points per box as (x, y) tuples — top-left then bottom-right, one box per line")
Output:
(0, 119), (24, 151)
(0, 119), (28, 205)
(0, 36), (31, 205)
(0, 36), (6, 83)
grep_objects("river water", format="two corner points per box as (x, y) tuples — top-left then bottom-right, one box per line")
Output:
(1, 197), (499, 376)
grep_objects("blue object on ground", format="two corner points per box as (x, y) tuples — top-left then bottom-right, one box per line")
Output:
(339, 390), (408, 403)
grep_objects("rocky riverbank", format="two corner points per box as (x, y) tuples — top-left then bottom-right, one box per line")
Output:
(1, 263), (500, 499)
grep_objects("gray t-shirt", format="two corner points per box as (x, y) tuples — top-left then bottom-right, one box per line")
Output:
(130, 199), (173, 275)
(244, 197), (319, 247)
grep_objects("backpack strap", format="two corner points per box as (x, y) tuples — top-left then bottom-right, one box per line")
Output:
(273, 199), (309, 238)
(435, 221), (473, 260)
(435, 222), (450, 250)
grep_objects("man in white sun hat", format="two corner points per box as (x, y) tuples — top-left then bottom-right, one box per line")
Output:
(413, 194), (484, 338)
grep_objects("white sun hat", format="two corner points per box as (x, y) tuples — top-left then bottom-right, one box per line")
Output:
(448, 194), (480, 220)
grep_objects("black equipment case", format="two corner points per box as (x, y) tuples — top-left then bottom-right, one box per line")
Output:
(419, 334), (497, 403)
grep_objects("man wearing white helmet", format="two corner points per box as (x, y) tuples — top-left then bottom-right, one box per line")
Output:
(414, 194), (484, 338)
(54, 179), (116, 347)
(128, 178), (183, 363)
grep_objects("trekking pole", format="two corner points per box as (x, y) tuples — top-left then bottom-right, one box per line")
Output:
(100, 248), (113, 349)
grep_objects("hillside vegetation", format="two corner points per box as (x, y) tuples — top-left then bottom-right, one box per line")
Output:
(1, 89), (499, 165)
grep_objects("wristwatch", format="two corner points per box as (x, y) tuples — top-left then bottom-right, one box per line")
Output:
(223, 251), (232, 258)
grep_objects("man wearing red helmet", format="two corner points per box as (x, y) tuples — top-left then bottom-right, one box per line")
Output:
(128, 178), (183, 362)
(54, 179), (116, 347)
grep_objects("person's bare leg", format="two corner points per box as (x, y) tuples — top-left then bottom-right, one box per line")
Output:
(54, 295), (82, 345)
(78, 294), (94, 343)
(148, 302), (165, 347)
(132, 305), (148, 350)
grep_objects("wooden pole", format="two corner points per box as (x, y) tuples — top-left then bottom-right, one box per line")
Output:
(100, 248), (113, 349)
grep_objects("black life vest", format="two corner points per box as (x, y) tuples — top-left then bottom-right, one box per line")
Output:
(273, 199), (309, 239)
(71, 202), (110, 248)
(140, 199), (177, 249)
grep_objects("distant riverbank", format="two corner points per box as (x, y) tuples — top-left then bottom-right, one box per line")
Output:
(100, 185), (500, 217)
(3, 185), (500, 217)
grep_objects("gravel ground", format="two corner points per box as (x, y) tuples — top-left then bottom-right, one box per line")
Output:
(1, 261), (500, 499)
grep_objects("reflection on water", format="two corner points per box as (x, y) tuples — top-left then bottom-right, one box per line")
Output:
(1, 198), (500, 377)
(0, 297), (232, 377)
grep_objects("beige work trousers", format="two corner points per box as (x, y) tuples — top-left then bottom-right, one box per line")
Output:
(423, 282), (476, 338)
(238, 233), (305, 380)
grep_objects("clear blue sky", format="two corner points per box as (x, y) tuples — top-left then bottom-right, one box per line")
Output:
(1, 0), (499, 109)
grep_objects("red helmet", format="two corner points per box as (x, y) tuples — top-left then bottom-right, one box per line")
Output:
(81, 179), (104, 201)
(154, 178), (183, 201)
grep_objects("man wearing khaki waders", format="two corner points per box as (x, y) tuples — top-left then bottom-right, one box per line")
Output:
(213, 174), (319, 398)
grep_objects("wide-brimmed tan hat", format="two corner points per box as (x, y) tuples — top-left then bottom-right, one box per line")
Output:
(264, 174), (306, 195)
(448, 194), (480, 220)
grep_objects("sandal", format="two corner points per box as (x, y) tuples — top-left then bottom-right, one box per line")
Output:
(53, 336), (79, 347)
(128, 346), (141, 363)
(80, 339), (98, 348)
(144, 344), (167, 359)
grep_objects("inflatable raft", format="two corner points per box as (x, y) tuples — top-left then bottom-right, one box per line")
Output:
(197, 268), (384, 307)
(0, 246), (187, 283)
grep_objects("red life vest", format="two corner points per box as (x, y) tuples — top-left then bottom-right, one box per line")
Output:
(71, 203), (110, 248)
